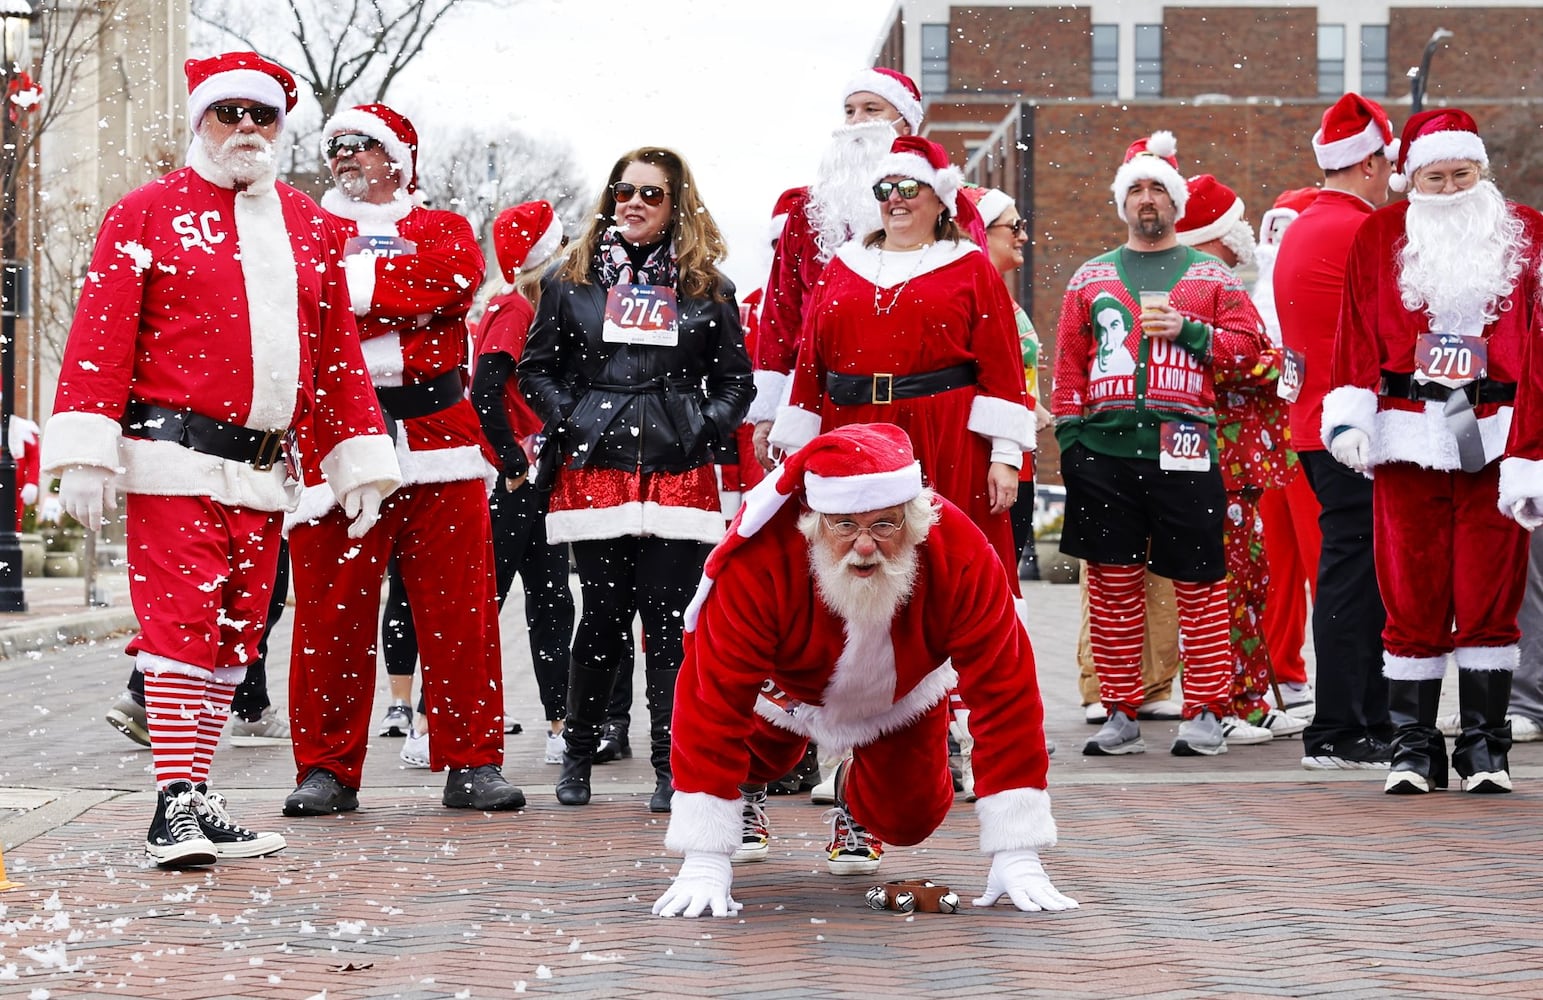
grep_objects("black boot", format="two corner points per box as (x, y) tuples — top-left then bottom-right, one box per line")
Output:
(594, 719), (632, 764)
(1384, 679), (1447, 794)
(646, 666), (676, 813)
(557, 659), (617, 806)
(1453, 669), (1513, 793)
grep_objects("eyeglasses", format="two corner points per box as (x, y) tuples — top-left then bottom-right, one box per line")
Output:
(822, 514), (905, 541)
(209, 103), (280, 127)
(326, 133), (382, 159)
(872, 179), (925, 202)
(612, 182), (668, 206)
(989, 219), (1027, 236)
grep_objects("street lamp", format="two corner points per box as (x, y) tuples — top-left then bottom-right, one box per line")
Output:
(0, 0), (31, 613)
(1407, 27), (1453, 116)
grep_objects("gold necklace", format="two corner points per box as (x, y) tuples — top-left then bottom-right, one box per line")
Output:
(873, 243), (932, 315)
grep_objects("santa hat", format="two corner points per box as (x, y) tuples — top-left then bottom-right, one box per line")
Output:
(322, 103), (420, 194)
(844, 67), (924, 131)
(185, 51), (298, 131)
(1174, 174), (1245, 247)
(962, 186), (1015, 228)
(492, 201), (563, 285)
(1388, 108), (1488, 194)
(1111, 131), (1188, 222)
(770, 186), (804, 245)
(871, 136), (963, 216)
(1258, 186), (1320, 247)
(1312, 93), (1396, 170)
(684, 423), (923, 632)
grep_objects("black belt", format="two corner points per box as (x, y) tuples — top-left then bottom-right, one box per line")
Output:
(585, 377), (701, 395)
(826, 363), (976, 406)
(121, 402), (286, 470)
(375, 369), (464, 420)
(1379, 370), (1516, 406)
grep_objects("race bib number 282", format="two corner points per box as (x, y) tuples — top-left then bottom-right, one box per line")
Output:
(1159, 420), (1210, 472)
(603, 284), (680, 347)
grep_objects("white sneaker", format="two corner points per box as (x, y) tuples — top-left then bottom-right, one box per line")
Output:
(401, 728), (431, 769)
(1083, 703), (1108, 725)
(229, 706), (291, 746)
(1437, 712), (1460, 737)
(1220, 716), (1274, 745)
(1258, 709), (1309, 739)
(544, 731), (566, 764)
(1511, 715), (1543, 742)
(1266, 681), (1315, 716)
(730, 787), (770, 864)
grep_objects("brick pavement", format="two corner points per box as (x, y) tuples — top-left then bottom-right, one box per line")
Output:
(2, 576), (1540, 998)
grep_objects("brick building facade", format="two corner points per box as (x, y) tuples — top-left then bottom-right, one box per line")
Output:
(873, 1), (1543, 475)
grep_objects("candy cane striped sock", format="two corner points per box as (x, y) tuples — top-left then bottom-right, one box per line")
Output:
(1174, 579), (1232, 714)
(192, 676), (239, 787)
(143, 670), (209, 790)
(1087, 562), (1147, 716)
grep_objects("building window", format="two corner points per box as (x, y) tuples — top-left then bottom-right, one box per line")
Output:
(1361, 24), (1389, 96)
(1134, 24), (1162, 97)
(1318, 24), (1345, 97)
(921, 23), (949, 96)
(1091, 24), (1118, 96)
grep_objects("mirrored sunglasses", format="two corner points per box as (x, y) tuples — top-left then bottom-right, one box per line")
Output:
(326, 133), (383, 159)
(872, 179), (924, 202)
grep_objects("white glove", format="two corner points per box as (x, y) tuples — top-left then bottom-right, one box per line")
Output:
(341, 484), (385, 539)
(652, 852), (741, 918)
(59, 465), (117, 531)
(1329, 427), (1370, 474)
(1511, 498), (1543, 531)
(973, 849), (1078, 912)
(20, 482), (37, 506)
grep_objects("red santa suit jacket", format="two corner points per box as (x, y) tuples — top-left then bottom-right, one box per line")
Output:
(749, 187), (817, 423)
(41, 146), (396, 510)
(291, 191), (494, 523)
(666, 494), (1056, 859)
(1273, 189), (1377, 455)
(1321, 199), (1543, 476)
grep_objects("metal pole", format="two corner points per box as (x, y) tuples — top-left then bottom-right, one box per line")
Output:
(1409, 28), (1453, 117)
(0, 56), (24, 613)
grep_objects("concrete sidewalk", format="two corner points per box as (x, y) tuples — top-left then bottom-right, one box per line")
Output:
(1, 578), (1539, 999)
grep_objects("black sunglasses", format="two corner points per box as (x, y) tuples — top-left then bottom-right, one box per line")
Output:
(989, 219), (1027, 236)
(873, 179), (925, 202)
(209, 103), (280, 127)
(326, 133), (383, 159)
(611, 182), (668, 206)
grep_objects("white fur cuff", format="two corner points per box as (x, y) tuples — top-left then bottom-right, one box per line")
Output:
(1320, 385), (1378, 450)
(1454, 645), (1519, 673)
(968, 395), (1033, 451)
(664, 791), (744, 855)
(975, 786), (1057, 854)
(1383, 652), (1448, 681)
(40, 411), (123, 476)
(746, 369), (788, 425)
(321, 433), (401, 503)
(768, 405), (821, 454)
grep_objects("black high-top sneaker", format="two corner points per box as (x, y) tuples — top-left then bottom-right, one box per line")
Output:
(146, 780), (217, 869)
(193, 783), (287, 858)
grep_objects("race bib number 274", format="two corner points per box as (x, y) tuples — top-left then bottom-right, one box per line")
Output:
(603, 284), (680, 347)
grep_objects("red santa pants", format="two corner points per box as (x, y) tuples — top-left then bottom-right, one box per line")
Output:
(744, 702), (955, 848)
(1372, 462), (1527, 660)
(288, 480), (504, 788)
(1259, 474), (1319, 686)
(123, 494), (282, 671)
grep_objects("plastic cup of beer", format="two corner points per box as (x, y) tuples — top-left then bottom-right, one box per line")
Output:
(1139, 290), (1169, 317)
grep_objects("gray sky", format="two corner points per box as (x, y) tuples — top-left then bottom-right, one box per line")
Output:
(400, 0), (897, 291)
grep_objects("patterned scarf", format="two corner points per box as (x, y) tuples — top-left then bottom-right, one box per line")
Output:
(594, 227), (679, 290)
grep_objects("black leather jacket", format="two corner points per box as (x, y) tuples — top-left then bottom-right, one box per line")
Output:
(517, 269), (753, 475)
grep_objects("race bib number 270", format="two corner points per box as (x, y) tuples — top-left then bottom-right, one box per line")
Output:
(1415, 332), (1486, 388)
(603, 284), (680, 347)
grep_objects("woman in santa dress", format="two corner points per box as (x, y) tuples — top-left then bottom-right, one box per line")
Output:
(518, 147), (753, 813)
(768, 136), (1033, 581)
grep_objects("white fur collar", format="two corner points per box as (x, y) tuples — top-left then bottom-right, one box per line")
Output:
(835, 239), (977, 288)
(321, 186), (415, 232)
(185, 137), (276, 196)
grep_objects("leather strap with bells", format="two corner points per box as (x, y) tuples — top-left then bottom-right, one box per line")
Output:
(866, 879), (960, 913)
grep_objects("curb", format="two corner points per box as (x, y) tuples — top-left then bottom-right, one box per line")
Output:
(0, 608), (138, 660)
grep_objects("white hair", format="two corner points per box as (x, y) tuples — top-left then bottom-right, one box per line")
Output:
(806, 120), (893, 263)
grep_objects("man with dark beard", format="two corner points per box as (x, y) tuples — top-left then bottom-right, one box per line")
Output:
(653, 424), (1073, 918)
(748, 68), (924, 468)
(41, 52), (399, 867)
(1323, 109), (1543, 796)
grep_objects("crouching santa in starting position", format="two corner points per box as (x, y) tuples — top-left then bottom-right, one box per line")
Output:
(653, 423), (1075, 917)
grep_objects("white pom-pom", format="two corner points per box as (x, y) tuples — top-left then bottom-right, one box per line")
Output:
(1147, 130), (1177, 158)
(1389, 172), (1409, 193)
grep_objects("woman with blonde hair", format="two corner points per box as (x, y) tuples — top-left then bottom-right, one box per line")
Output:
(519, 147), (753, 812)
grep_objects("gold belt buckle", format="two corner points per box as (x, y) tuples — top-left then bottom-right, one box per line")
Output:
(872, 373), (894, 405)
(252, 429), (285, 471)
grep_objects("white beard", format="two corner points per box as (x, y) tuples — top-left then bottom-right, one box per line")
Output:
(1398, 180), (1527, 332)
(202, 130), (277, 189)
(808, 537), (919, 627)
(806, 120), (894, 263)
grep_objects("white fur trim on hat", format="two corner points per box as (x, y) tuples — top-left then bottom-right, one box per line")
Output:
(1112, 158), (1188, 222)
(323, 107), (415, 193)
(1177, 196), (1245, 248)
(804, 461), (923, 514)
(1313, 117), (1395, 171)
(1390, 129), (1488, 193)
(869, 152), (963, 215)
(844, 69), (924, 131)
(187, 68), (289, 131)
(526, 216), (564, 272)
(974, 189), (1015, 228)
